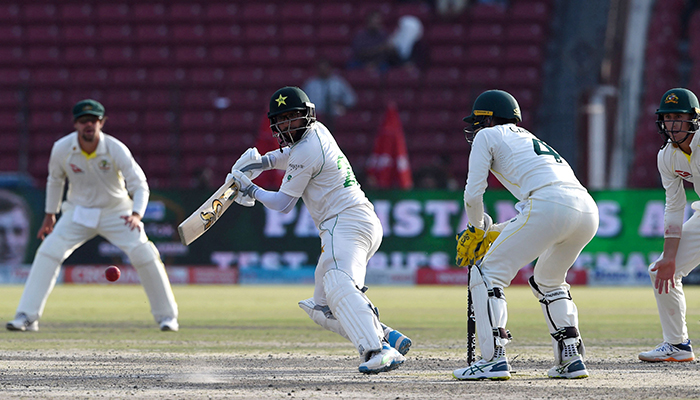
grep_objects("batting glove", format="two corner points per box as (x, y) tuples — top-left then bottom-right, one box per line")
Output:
(227, 169), (259, 199)
(231, 147), (265, 180)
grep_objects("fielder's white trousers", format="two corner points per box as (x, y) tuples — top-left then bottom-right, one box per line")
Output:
(649, 202), (700, 344)
(313, 203), (382, 307)
(15, 200), (178, 323)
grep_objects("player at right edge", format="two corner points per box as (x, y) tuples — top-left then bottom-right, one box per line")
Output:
(452, 90), (599, 380)
(638, 88), (700, 363)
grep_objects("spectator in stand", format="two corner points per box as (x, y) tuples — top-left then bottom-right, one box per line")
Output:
(303, 59), (357, 131)
(434, 0), (469, 18)
(349, 10), (400, 71)
(389, 15), (428, 70)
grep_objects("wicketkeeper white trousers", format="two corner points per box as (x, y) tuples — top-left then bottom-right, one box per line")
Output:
(481, 186), (599, 292)
(648, 202), (700, 344)
(15, 200), (178, 324)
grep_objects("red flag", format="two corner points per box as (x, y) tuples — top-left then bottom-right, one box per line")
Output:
(252, 114), (285, 189)
(365, 103), (413, 189)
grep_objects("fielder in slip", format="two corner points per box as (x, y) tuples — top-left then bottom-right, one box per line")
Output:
(6, 99), (179, 333)
(638, 88), (700, 363)
(226, 86), (411, 374)
(451, 90), (598, 381)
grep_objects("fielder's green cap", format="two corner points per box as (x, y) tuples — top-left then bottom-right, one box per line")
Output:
(72, 99), (105, 120)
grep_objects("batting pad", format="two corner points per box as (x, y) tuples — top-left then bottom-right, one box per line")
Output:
(469, 265), (510, 361)
(323, 269), (383, 359)
(129, 241), (178, 323)
(298, 297), (350, 340)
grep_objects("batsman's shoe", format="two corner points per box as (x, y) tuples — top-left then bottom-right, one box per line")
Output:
(638, 340), (695, 362)
(358, 344), (406, 374)
(453, 356), (511, 381)
(384, 326), (412, 356)
(6, 313), (38, 332)
(548, 355), (589, 379)
(159, 317), (179, 332)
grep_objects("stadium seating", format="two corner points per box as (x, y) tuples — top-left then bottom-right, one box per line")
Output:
(0, 0), (557, 188)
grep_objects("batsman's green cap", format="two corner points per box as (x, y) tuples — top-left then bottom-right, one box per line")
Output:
(72, 99), (105, 120)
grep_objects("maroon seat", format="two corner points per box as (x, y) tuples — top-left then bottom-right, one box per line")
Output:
(243, 24), (279, 44)
(426, 24), (465, 44)
(505, 23), (546, 44)
(429, 45), (468, 66)
(110, 67), (149, 86)
(134, 24), (169, 44)
(63, 47), (99, 65)
(280, 3), (316, 23)
(26, 24), (60, 45)
(468, 2), (508, 23)
(131, 4), (166, 22)
(503, 44), (544, 65)
(105, 90), (143, 109)
(137, 46), (171, 66)
(174, 46), (208, 65)
(0, 25), (22, 45)
(0, 47), (24, 66)
(27, 47), (61, 65)
(281, 46), (317, 67)
(62, 25), (97, 45)
(205, 3), (242, 22)
(145, 90), (173, 109)
(98, 25), (133, 44)
(241, 4), (278, 23)
(280, 25), (316, 45)
(425, 67), (462, 87)
(171, 24), (206, 44)
(208, 24), (244, 44)
(247, 46), (282, 66)
(0, 4), (20, 23)
(385, 67), (422, 88)
(96, 4), (131, 22)
(22, 4), (58, 23)
(318, 3), (355, 22)
(317, 24), (353, 45)
(508, 1), (551, 23)
(228, 67), (265, 88)
(467, 23), (504, 44)
(169, 3), (204, 22)
(101, 46), (135, 65)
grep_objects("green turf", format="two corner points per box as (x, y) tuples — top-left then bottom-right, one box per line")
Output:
(1, 285), (699, 354)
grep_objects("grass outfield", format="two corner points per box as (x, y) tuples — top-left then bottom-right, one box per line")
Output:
(2, 284), (699, 354)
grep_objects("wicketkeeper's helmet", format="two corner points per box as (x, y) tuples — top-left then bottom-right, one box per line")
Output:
(463, 90), (522, 143)
(656, 88), (700, 146)
(268, 86), (316, 147)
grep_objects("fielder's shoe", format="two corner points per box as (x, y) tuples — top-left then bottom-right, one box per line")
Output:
(453, 356), (511, 380)
(382, 324), (412, 356)
(359, 343), (406, 374)
(638, 340), (695, 362)
(159, 317), (179, 332)
(548, 354), (589, 379)
(6, 313), (38, 332)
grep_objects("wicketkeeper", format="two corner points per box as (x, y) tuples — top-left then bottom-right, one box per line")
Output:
(452, 90), (599, 380)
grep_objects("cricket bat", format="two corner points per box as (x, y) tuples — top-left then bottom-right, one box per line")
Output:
(467, 266), (476, 365)
(177, 179), (240, 246)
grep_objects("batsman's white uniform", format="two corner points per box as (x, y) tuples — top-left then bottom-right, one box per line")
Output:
(271, 121), (386, 359)
(651, 134), (700, 344)
(464, 124), (598, 361)
(14, 131), (178, 325)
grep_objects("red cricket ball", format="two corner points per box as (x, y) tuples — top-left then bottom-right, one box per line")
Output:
(105, 265), (121, 282)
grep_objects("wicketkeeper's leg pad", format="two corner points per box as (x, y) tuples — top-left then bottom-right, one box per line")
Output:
(298, 297), (350, 340)
(469, 264), (511, 361)
(323, 269), (384, 360)
(128, 241), (178, 323)
(528, 276), (584, 363)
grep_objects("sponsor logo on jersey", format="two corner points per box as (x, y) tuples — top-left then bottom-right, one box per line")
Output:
(69, 163), (84, 173)
(288, 163), (304, 171)
(98, 159), (111, 171)
(676, 169), (692, 178)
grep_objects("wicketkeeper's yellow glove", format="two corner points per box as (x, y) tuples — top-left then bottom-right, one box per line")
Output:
(455, 224), (500, 267)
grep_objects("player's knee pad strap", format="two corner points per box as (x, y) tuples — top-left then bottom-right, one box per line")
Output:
(298, 297), (349, 340)
(323, 269), (383, 359)
(470, 265), (511, 361)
